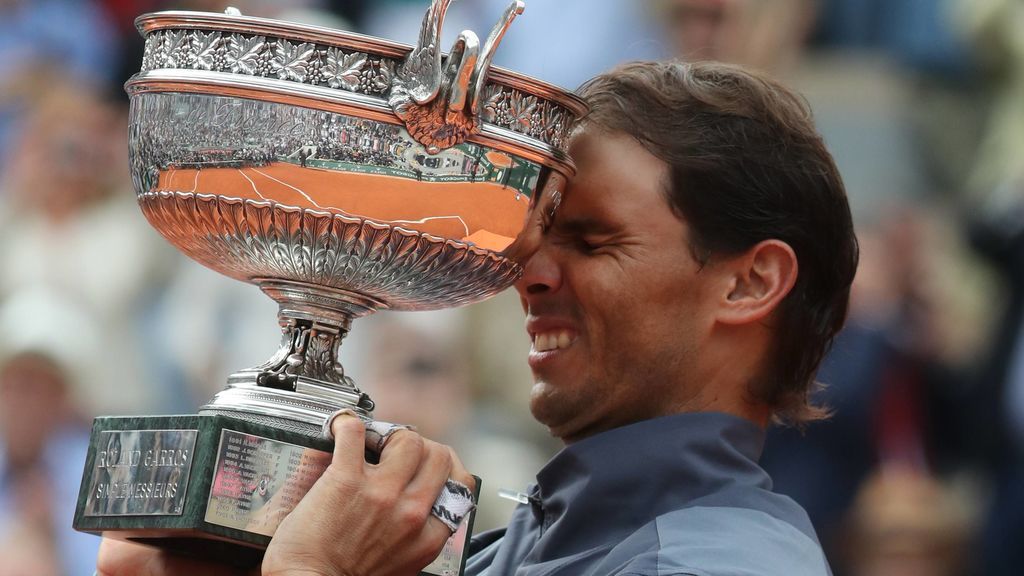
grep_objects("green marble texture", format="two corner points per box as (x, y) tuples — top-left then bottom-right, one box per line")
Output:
(73, 414), (478, 573)
(73, 414), (333, 567)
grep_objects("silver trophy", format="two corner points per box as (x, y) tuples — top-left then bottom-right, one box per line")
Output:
(73, 1), (584, 572)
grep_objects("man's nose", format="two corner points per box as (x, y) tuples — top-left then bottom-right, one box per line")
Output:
(514, 243), (561, 297)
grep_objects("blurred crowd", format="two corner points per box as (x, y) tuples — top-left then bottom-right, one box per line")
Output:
(0, 0), (1022, 574)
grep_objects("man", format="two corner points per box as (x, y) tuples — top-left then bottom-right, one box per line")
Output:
(97, 60), (858, 576)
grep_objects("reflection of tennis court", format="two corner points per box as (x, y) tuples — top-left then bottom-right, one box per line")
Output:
(484, 151), (513, 168)
(157, 162), (530, 250)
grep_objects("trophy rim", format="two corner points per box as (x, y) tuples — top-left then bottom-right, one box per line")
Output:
(126, 70), (577, 177)
(134, 9), (588, 118)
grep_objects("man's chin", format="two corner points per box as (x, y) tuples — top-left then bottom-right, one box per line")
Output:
(528, 383), (561, 425)
(529, 384), (583, 440)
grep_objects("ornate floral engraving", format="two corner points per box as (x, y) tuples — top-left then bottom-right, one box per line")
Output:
(142, 33), (163, 71)
(361, 58), (395, 95)
(539, 104), (570, 149)
(138, 26), (577, 152)
(254, 320), (349, 388)
(323, 47), (366, 91)
(193, 30), (225, 71)
(507, 91), (537, 134)
(481, 84), (509, 124)
(162, 30), (193, 68)
(227, 34), (269, 76)
(272, 40), (316, 82)
(137, 191), (521, 310)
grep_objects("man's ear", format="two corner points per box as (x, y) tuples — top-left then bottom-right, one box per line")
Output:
(717, 239), (798, 325)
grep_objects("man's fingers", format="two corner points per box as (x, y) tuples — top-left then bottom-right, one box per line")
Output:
(97, 538), (249, 576)
(97, 539), (150, 576)
(374, 429), (427, 487)
(329, 411), (368, 470)
(405, 439), (454, 505)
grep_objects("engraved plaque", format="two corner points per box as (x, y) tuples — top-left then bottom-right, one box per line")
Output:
(205, 429), (474, 575)
(83, 429), (198, 516)
(205, 429), (331, 536)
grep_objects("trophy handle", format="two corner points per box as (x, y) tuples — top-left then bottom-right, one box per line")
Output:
(471, 0), (525, 116)
(389, 0), (525, 153)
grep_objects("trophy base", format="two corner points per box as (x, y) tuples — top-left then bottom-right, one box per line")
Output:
(74, 414), (477, 574)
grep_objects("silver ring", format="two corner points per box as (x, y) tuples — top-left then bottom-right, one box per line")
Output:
(363, 419), (415, 455)
(321, 408), (366, 439)
(322, 409), (415, 455)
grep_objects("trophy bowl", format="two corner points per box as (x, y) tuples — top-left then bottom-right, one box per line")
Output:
(74, 1), (585, 570)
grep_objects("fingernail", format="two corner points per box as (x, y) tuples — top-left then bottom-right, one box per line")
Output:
(321, 408), (363, 440)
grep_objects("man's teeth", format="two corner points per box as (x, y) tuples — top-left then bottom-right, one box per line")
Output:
(534, 330), (574, 352)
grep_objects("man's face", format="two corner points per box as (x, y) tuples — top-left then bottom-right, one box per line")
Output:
(514, 127), (719, 443)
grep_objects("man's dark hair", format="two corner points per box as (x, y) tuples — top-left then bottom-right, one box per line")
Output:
(577, 61), (859, 425)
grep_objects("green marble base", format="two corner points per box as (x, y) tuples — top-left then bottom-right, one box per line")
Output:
(74, 414), (478, 574)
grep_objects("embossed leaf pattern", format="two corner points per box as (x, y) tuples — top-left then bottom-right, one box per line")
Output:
(163, 31), (188, 68)
(279, 208), (305, 277)
(194, 31), (222, 71)
(219, 199), (256, 264)
(331, 215), (362, 281)
(250, 202), (283, 277)
(273, 40), (316, 82)
(140, 194), (519, 308)
(548, 107), (573, 147)
(142, 33), (163, 70)
(508, 92), (538, 134)
(481, 85), (506, 124)
(304, 333), (340, 382)
(368, 60), (395, 94)
(228, 34), (266, 76)
(351, 225), (381, 285)
(139, 29), (575, 151)
(324, 48), (367, 91)
(306, 213), (334, 284)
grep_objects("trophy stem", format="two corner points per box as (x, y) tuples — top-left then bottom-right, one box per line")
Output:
(199, 279), (385, 433)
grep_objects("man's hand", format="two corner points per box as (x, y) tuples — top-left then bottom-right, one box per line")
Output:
(263, 413), (474, 576)
(95, 414), (474, 576)
(96, 538), (257, 575)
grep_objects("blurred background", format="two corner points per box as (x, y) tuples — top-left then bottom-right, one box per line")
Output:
(0, 0), (1021, 574)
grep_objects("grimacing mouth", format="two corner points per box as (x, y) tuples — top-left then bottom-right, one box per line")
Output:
(532, 329), (578, 352)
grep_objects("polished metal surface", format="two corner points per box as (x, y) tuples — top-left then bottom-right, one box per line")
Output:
(134, 5), (585, 155)
(127, 2), (586, 426)
(205, 429), (331, 535)
(83, 429), (198, 517)
(388, 0), (525, 153)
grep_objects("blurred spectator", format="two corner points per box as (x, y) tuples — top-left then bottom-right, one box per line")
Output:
(0, 80), (175, 415)
(955, 0), (1024, 202)
(0, 0), (119, 174)
(654, 0), (817, 76)
(814, 0), (972, 76)
(950, 1), (1024, 574)
(968, 182), (1024, 575)
(840, 467), (975, 576)
(760, 206), (995, 570)
(0, 289), (104, 576)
